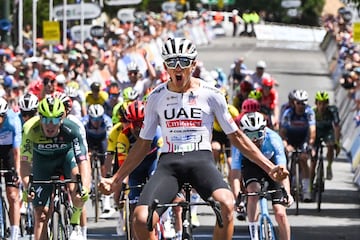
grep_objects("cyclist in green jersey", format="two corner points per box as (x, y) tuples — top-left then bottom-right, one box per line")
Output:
(20, 97), (90, 240)
(312, 91), (341, 180)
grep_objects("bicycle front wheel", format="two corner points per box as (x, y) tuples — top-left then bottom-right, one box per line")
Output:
(124, 197), (131, 240)
(0, 197), (6, 239)
(295, 162), (300, 215)
(50, 205), (67, 240)
(259, 216), (277, 240)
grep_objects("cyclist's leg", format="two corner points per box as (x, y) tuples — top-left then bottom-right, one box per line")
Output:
(3, 149), (20, 239)
(133, 155), (180, 240)
(189, 151), (234, 240)
(325, 132), (336, 180)
(270, 181), (290, 240)
(297, 143), (311, 200)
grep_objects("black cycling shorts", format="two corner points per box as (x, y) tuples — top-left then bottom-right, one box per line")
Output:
(242, 158), (283, 205)
(137, 150), (229, 216)
(0, 145), (18, 187)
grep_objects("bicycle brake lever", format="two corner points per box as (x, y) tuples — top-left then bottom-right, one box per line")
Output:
(207, 197), (224, 228)
(146, 199), (159, 231)
(280, 186), (289, 205)
(76, 174), (83, 196)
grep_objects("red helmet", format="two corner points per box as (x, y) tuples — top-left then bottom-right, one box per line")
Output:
(41, 71), (56, 81)
(241, 98), (260, 113)
(125, 100), (145, 122)
(262, 76), (274, 87)
(240, 80), (253, 93)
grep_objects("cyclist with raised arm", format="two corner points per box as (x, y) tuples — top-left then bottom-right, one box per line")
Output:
(100, 37), (288, 240)
(0, 97), (22, 240)
(20, 97), (90, 240)
(232, 112), (292, 240)
(279, 90), (316, 202)
(312, 91), (341, 180)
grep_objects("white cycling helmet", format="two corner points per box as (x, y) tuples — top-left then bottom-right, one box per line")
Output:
(65, 86), (79, 98)
(0, 97), (8, 115)
(19, 93), (39, 111)
(239, 112), (267, 132)
(127, 62), (139, 72)
(161, 38), (198, 60)
(88, 104), (104, 118)
(293, 89), (308, 103)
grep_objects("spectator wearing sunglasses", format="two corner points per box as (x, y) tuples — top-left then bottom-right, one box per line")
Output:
(40, 70), (59, 99)
(100, 37), (289, 240)
(20, 97), (90, 240)
(279, 89), (316, 202)
(0, 97), (22, 240)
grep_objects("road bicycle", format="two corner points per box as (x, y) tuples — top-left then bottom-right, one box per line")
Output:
(89, 150), (105, 222)
(0, 169), (17, 239)
(28, 173), (83, 240)
(242, 180), (289, 240)
(312, 139), (325, 212)
(117, 184), (144, 240)
(20, 184), (34, 239)
(288, 148), (302, 215)
(147, 183), (223, 240)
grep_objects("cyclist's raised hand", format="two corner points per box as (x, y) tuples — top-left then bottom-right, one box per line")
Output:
(268, 165), (289, 182)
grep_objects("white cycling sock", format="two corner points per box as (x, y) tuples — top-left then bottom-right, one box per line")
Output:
(103, 195), (111, 211)
(249, 222), (259, 240)
(81, 226), (87, 240)
(10, 225), (19, 240)
(190, 193), (200, 215)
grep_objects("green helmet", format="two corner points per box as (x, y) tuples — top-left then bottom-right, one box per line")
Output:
(248, 90), (262, 100)
(122, 87), (139, 102)
(315, 91), (329, 102)
(38, 96), (65, 118)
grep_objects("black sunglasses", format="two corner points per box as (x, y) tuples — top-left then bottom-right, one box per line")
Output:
(43, 78), (56, 85)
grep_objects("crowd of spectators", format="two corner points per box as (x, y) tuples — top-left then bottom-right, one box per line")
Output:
(0, 10), (215, 117)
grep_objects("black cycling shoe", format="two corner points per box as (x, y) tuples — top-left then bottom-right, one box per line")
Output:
(236, 202), (247, 221)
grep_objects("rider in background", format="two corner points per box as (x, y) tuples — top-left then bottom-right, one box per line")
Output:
(279, 89), (316, 202)
(312, 91), (341, 180)
(257, 76), (280, 130)
(233, 112), (292, 240)
(82, 104), (114, 217)
(279, 90), (296, 125)
(0, 97), (22, 240)
(232, 80), (254, 112)
(249, 60), (271, 89)
(18, 93), (39, 124)
(85, 82), (109, 106)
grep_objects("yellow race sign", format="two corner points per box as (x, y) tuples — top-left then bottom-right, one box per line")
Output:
(353, 22), (360, 43)
(43, 21), (60, 45)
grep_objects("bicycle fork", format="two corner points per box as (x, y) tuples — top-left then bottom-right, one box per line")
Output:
(258, 198), (276, 240)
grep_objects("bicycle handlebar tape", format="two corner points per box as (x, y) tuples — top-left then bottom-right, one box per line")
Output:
(207, 197), (224, 228)
(147, 199), (159, 231)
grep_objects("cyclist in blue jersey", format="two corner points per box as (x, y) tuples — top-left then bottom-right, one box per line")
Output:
(232, 112), (292, 240)
(0, 97), (22, 240)
(280, 89), (316, 202)
(18, 93), (39, 124)
(82, 104), (114, 216)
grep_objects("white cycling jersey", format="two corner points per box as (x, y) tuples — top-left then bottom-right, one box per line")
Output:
(140, 80), (238, 153)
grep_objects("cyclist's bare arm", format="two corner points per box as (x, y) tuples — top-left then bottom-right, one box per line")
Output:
(228, 130), (288, 181)
(102, 138), (152, 194)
